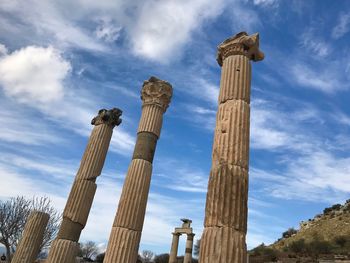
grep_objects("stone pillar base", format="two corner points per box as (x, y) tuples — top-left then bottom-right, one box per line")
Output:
(46, 240), (79, 263)
(104, 227), (141, 263)
(199, 227), (246, 263)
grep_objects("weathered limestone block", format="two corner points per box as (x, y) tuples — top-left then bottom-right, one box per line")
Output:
(212, 100), (250, 169)
(104, 227), (141, 263)
(204, 164), (248, 231)
(219, 55), (251, 104)
(113, 159), (152, 231)
(76, 124), (114, 181)
(46, 239), (79, 263)
(63, 179), (97, 226)
(200, 227), (246, 263)
(12, 211), (49, 263)
(57, 218), (84, 241)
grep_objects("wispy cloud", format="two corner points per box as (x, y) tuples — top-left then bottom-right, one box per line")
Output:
(300, 28), (331, 58)
(332, 12), (350, 39)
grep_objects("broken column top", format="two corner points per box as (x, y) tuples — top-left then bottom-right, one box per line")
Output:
(91, 108), (122, 126)
(217, 32), (265, 66)
(141, 76), (173, 112)
(181, 218), (192, 228)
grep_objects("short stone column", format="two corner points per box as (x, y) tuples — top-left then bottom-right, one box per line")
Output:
(168, 233), (181, 263)
(199, 32), (264, 263)
(183, 233), (195, 263)
(47, 108), (122, 263)
(104, 77), (173, 263)
(11, 211), (49, 263)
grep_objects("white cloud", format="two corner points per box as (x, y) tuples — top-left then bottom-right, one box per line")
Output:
(0, 0), (228, 62)
(332, 12), (350, 39)
(129, 0), (225, 61)
(0, 46), (71, 104)
(0, 43), (135, 155)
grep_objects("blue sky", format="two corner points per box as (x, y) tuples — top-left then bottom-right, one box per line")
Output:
(1, 0), (350, 256)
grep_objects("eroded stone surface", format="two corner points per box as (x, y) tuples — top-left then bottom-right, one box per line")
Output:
(104, 77), (172, 263)
(199, 33), (263, 263)
(12, 211), (49, 263)
(47, 108), (120, 262)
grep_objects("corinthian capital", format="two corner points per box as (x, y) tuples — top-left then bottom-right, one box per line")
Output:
(91, 108), (122, 127)
(217, 32), (265, 66)
(141, 76), (173, 112)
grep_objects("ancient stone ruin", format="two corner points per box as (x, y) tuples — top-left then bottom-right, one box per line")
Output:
(14, 31), (264, 263)
(169, 219), (195, 263)
(11, 211), (49, 263)
(46, 108), (122, 263)
(199, 32), (264, 263)
(103, 77), (173, 262)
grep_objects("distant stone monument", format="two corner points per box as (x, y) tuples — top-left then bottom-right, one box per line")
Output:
(169, 219), (195, 263)
(199, 32), (264, 263)
(104, 77), (173, 263)
(46, 108), (122, 263)
(11, 211), (49, 263)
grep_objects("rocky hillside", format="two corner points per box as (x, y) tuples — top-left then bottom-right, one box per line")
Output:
(272, 200), (350, 251)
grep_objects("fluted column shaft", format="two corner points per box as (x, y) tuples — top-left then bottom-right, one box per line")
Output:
(169, 233), (181, 263)
(12, 211), (49, 263)
(184, 233), (195, 263)
(104, 77), (173, 263)
(199, 32), (264, 263)
(47, 108), (122, 263)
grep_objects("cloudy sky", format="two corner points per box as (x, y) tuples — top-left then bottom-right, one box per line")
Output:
(1, 0), (350, 256)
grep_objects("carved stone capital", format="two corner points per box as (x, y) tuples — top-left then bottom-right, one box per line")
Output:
(141, 76), (173, 112)
(217, 32), (265, 66)
(91, 108), (122, 127)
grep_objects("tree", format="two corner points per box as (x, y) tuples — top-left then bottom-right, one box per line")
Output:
(79, 241), (99, 260)
(282, 228), (297, 238)
(141, 250), (154, 263)
(0, 196), (60, 262)
(154, 253), (169, 263)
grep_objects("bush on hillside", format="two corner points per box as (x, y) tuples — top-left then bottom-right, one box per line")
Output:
(282, 228), (297, 238)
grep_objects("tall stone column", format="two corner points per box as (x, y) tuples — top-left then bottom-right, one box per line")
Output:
(168, 233), (181, 263)
(11, 211), (49, 263)
(104, 77), (173, 263)
(47, 108), (122, 263)
(199, 32), (264, 263)
(183, 233), (195, 263)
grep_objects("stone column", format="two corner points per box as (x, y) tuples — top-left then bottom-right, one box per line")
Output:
(11, 211), (49, 263)
(183, 233), (195, 263)
(168, 233), (181, 263)
(199, 32), (264, 263)
(47, 108), (122, 263)
(104, 77), (173, 263)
